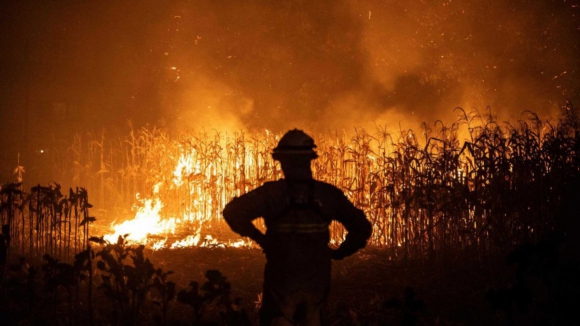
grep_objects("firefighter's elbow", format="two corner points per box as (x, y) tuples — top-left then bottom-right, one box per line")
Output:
(357, 210), (372, 238)
(222, 198), (239, 219)
(363, 219), (372, 240)
(222, 209), (239, 233)
(222, 207), (231, 223)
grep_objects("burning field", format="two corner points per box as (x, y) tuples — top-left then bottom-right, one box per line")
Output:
(1, 0), (579, 324)
(50, 105), (580, 257)
(6, 105), (578, 257)
(1, 104), (579, 325)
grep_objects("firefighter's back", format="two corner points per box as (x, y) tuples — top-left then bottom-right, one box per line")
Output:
(261, 179), (352, 294)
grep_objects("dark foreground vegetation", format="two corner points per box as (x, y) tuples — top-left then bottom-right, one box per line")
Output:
(1, 104), (579, 325)
(0, 239), (578, 326)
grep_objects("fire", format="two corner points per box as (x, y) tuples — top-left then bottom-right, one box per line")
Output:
(104, 191), (254, 249)
(170, 234), (201, 248)
(104, 137), (260, 250)
(103, 196), (198, 249)
(173, 152), (199, 187)
(98, 114), (574, 254)
(104, 196), (165, 244)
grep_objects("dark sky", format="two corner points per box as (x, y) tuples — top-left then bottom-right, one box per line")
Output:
(1, 0), (579, 163)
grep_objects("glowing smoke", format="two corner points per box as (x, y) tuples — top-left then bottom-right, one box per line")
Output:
(155, 0), (579, 133)
(1, 0), (578, 135)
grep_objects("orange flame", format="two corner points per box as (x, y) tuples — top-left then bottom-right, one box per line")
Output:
(104, 141), (256, 250)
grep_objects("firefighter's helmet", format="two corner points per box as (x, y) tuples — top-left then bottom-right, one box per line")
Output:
(272, 129), (318, 160)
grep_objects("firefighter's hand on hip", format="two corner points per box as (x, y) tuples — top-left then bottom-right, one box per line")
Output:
(330, 247), (346, 260)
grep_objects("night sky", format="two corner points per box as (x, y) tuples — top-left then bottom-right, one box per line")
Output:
(1, 0), (579, 178)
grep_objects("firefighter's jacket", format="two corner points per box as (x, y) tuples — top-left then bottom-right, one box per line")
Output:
(223, 178), (372, 294)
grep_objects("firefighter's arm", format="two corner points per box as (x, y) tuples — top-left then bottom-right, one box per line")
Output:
(222, 191), (267, 248)
(331, 192), (372, 260)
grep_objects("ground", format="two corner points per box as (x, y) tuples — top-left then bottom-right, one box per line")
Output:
(145, 247), (515, 325)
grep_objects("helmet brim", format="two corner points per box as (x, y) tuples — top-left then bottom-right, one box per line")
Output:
(272, 151), (318, 161)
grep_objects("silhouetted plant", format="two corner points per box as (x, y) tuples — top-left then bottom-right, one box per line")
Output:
(0, 182), (93, 264)
(177, 277), (214, 325)
(150, 267), (176, 326)
(0, 257), (39, 324)
(42, 253), (78, 323)
(177, 269), (250, 326)
(0, 225), (8, 269)
(486, 232), (578, 326)
(383, 286), (426, 326)
(73, 245), (95, 325)
(92, 235), (158, 325)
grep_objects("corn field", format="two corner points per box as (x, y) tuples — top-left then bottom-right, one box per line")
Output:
(0, 183), (94, 263)
(9, 104), (579, 260)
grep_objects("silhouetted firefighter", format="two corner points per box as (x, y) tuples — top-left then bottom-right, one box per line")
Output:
(223, 129), (372, 326)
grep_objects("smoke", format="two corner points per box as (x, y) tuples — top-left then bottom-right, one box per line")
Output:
(156, 1), (368, 132)
(151, 0), (579, 134)
(1, 0), (578, 137)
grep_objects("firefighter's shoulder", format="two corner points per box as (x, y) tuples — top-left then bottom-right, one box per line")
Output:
(249, 179), (286, 196)
(261, 179), (285, 186)
(260, 179), (286, 190)
(313, 180), (349, 199)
